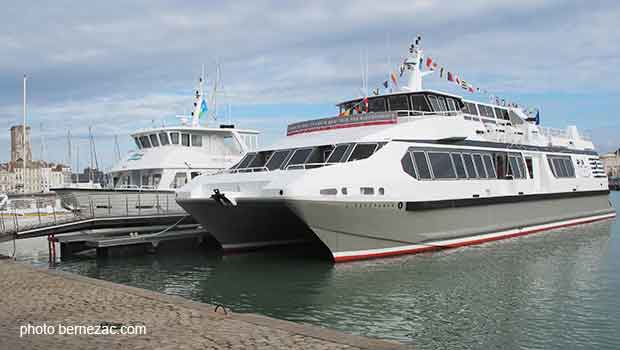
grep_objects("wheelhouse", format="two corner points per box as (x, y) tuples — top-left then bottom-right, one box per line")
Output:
(338, 91), (465, 115)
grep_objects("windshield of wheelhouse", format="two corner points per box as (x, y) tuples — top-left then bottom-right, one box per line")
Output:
(230, 142), (385, 172)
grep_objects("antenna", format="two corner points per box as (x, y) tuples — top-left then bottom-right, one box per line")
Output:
(66, 130), (72, 169)
(114, 135), (121, 162)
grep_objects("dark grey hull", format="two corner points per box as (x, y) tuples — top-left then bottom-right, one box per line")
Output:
(176, 198), (318, 251)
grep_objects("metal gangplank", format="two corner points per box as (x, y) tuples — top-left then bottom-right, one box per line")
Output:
(0, 192), (194, 242)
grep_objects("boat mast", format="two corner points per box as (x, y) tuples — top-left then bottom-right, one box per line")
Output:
(191, 67), (205, 128)
(403, 35), (432, 92)
(22, 74), (26, 193)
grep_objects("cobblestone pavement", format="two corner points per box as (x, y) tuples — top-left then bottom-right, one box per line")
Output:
(0, 260), (409, 349)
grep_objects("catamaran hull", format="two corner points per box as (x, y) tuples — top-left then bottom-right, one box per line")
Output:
(286, 191), (616, 262)
(178, 191), (615, 262)
(176, 198), (317, 251)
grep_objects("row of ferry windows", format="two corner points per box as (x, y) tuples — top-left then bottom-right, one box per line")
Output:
(401, 148), (533, 180)
(340, 93), (511, 121)
(233, 143), (384, 171)
(401, 148), (576, 180)
(135, 132), (203, 149)
(341, 94), (461, 114)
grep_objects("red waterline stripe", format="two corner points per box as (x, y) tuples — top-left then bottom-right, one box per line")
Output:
(333, 213), (616, 263)
(287, 119), (396, 136)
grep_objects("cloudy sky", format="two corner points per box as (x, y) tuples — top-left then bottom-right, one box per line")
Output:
(1, 0), (618, 170)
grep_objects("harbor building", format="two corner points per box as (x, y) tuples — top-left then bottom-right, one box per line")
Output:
(600, 149), (620, 177)
(0, 125), (71, 194)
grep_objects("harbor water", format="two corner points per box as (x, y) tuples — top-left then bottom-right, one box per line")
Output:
(2, 192), (619, 349)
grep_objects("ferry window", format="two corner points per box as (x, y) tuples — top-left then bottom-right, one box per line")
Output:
(436, 96), (448, 111)
(153, 174), (161, 187)
(191, 171), (201, 179)
(306, 145), (333, 165)
(428, 152), (456, 179)
(473, 154), (487, 178)
(191, 134), (202, 147)
(477, 105), (490, 118)
(500, 109), (510, 120)
(388, 95), (410, 111)
(427, 95), (440, 112)
(410, 95), (431, 112)
(564, 158), (575, 177)
(159, 133), (170, 146)
(446, 98), (457, 111)
(463, 154), (477, 178)
(265, 150), (291, 170)
(170, 132), (179, 145)
(412, 152), (432, 179)
(525, 157), (534, 178)
(139, 136), (151, 148)
(149, 134), (160, 147)
(401, 152), (417, 178)
(517, 156), (527, 179)
(495, 153), (507, 178)
(483, 154), (497, 178)
(509, 156), (522, 178)
(181, 133), (190, 147)
(464, 102), (478, 115)
(368, 98), (387, 112)
(494, 108), (505, 120)
(551, 157), (571, 178)
(134, 137), (142, 149)
(287, 148), (314, 167)
(236, 153), (256, 169)
(451, 153), (467, 178)
(347, 144), (378, 162)
(327, 144), (351, 163)
(248, 151), (271, 168)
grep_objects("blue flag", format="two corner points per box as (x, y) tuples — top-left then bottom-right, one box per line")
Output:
(199, 99), (208, 118)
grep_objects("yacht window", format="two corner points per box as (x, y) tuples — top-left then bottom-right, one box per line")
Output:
(139, 136), (151, 148)
(159, 133), (170, 146)
(451, 153), (467, 178)
(463, 154), (477, 178)
(191, 134), (202, 147)
(525, 157), (534, 179)
(368, 98), (387, 112)
(473, 154), (487, 178)
(564, 158), (575, 177)
(248, 151), (271, 169)
(170, 132), (179, 145)
(306, 145), (333, 166)
(436, 96), (448, 112)
(388, 95), (410, 111)
(152, 174), (161, 187)
(265, 150), (291, 170)
(326, 144), (351, 163)
(134, 137), (142, 149)
(483, 154), (497, 178)
(494, 108), (505, 120)
(446, 98), (457, 111)
(347, 143), (378, 162)
(149, 134), (160, 147)
(410, 95), (431, 112)
(170, 172), (187, 189)
(237, 153), (256, 169)
(401, 152), (417, 178)
(287, 148), (314, 167)
(427, 95), (440, 112)
(509, 156), (522, 178)
(412, 152), (432, 179)
(190, 171), (201, 179)
(181, 133), (190, 147)
(428, 152), (456, 179)
(477, 105), (489, 118)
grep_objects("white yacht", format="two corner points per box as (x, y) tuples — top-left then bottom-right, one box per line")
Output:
(53, 76), (259, 213)
(177, 40), (615, 262)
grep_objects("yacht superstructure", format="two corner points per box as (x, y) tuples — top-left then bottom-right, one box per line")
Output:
(177, 40), (615, 262)
(53, 75), (259, 212)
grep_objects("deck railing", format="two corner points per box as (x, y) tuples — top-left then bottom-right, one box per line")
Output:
(0, 192), (184, 236)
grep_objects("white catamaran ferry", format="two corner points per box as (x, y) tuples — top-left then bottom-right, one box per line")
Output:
(176, 40), (615, 262)
(54, 76), (259, 212)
